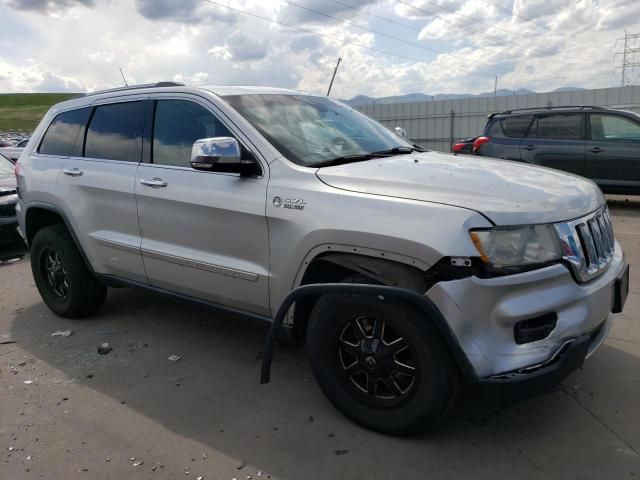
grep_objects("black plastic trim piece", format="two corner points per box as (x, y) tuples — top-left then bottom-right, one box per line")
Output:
(480, 334), (590, 408)
(260, 283), (478, 386)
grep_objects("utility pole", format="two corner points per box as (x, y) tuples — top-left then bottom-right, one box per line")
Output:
(119, 67), (129, 87)
(326, 57), (342, 97)
(494, 76), (498, 97)
(616, 31), (640, 87)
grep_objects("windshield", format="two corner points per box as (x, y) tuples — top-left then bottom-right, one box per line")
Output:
(223, 94), (412, 166)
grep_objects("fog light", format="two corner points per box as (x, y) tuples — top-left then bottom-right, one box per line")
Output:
(514, 313), (557, 344)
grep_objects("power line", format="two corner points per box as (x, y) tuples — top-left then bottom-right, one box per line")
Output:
(396, 0), (526, 41)
(483, 0), (550, 31)
(203, 0), (516, 77)
(325, 0), (529, 51)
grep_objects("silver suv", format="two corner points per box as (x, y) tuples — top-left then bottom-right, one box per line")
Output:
(15, 83), (629, 435)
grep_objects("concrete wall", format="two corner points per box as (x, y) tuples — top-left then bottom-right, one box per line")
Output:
(355, 86), (640, 152)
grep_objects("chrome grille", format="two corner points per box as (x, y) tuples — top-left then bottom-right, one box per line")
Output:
(554, 206), (615, 282)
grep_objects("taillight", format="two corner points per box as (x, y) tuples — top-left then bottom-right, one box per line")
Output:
(472, 136), (490, 153)
(14, 161), (20, 178)
(452, 142), (466, 153)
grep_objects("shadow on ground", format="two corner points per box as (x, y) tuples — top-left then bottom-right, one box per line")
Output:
(8, 282), (640, 479)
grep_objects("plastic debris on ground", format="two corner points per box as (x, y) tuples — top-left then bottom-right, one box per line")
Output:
(168, 354), (182, 362)
(51, 330), (72, 337)
(97, 342), (113, 355)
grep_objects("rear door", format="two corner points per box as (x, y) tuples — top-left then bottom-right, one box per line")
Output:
(519, 113), (586, 176)
(586, 112), (640, 193)
(135, 95), (270, 315)
(56, 97), (147, 283)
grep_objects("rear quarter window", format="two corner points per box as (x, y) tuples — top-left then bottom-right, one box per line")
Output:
(38, 108), (91, 156)
(500, 115), (534, 138)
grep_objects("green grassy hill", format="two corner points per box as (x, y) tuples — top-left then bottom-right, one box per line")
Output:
(0, 93), (78, 131)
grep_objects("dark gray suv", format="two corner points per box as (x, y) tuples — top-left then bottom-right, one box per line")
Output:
(470, 106), (640, 195)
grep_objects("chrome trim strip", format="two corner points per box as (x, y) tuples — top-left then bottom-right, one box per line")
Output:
(141, 248), (259, 282)
(93, 236), (141, 255)
(554, 205), (615, 283)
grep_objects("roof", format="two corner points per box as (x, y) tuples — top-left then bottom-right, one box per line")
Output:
(200, 85), (305, 96)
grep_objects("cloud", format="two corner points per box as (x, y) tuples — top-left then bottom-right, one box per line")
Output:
(209, 30), (270, 63)
(277, 0), (378, 25)
(7, 0), (95, 13)
(134, 0), (237, 24)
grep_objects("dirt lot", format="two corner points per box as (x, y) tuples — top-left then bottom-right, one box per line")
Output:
(1, 198), (639, 479)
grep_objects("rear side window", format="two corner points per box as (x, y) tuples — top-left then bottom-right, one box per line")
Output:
(39, 108), (91, 156)
(590, 114), (640, 141)
(534, 114), (584, 140)
(500, 115), (533, 138)
(152, 100), (234, 168)
(84, 102), (143, 162)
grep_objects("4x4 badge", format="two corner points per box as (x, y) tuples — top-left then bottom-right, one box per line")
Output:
(273, 195), (306, 210)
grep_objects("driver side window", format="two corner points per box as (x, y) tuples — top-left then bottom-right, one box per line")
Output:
(152, 100), (234, 168)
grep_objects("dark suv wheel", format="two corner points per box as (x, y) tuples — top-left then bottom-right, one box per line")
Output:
(306, 290), (459, 435)
(31, 224), (107, 318)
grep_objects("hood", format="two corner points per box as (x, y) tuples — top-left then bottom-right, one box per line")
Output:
(316, 151), (604, 225)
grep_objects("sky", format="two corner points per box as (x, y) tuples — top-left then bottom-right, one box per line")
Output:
(0, 0), (638, 99)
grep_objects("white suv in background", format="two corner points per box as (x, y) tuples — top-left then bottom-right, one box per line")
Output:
(15, 82), (629, 435)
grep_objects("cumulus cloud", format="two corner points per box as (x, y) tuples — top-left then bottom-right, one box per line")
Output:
(134, 0), (237, 24)
(0, 0), (637, 98)
(7, 0), (94, 13)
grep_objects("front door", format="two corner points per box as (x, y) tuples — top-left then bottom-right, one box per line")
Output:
(586, 112), (640, 193)
(519, 113), (586, 176)
(135, 97), (270, 315)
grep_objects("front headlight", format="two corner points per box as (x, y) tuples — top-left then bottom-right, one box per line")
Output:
(470, 224), (561, 272)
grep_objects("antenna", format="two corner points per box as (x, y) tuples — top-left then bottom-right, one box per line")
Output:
(326, 57), (342, 97)
(119, 67), (129, 87)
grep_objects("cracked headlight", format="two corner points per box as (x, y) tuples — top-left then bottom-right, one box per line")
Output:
(470, 224), (561, 273)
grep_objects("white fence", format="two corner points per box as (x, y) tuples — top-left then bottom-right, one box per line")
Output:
(355, 86), (640, 152)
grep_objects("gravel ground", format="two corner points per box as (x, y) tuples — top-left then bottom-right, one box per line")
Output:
(1, 197), (639, 479)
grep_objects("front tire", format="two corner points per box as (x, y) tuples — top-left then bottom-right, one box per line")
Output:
(306, 292), (459, 435)
(31, 225), (107, 318)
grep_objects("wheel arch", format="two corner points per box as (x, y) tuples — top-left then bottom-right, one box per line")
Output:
(24, 203), (95, 275)
(290, 250), (430, 341)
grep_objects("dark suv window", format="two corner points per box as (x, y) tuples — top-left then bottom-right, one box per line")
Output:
(533, 114), (584, 140)
(152, 100), (234, 168)
(590, 114), (640, 141)
(39, 108), (91, 156)
(500, 115), (533, 138)
(84, 102), (143, 162)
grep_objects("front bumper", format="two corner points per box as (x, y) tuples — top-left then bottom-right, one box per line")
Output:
(426, 241), (628, 380)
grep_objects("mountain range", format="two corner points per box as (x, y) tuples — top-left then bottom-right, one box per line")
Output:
(343, 87), (585, 106)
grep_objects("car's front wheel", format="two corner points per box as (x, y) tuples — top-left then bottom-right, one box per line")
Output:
(306, 290), (459, 435)
(31, 225), (107, 318)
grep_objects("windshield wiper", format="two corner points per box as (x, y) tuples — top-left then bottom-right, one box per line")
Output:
(308, 145), (425, 168)
(307, 153), (387, 168)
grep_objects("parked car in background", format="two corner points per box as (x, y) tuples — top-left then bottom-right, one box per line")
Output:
(0, 144), (25, 163)
(0, 152), (24, 260)
(467, 106), (640, 194)
(15, 83), (628, 434)
(452, 136), (476, 154)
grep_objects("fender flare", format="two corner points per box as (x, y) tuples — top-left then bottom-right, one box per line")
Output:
(23, 202), (97, 276)
(260, 283), (478, 385)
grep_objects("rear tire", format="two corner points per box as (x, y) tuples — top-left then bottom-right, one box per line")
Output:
(31, 225), (107, 318)
(306, 291), (459, 435)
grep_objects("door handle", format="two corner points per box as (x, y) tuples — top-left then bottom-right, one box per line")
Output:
(62, 168), (83, 177)
(523, 145), (537, 151)
(140, 177), (168, 188)
(590, 147), (603, 153)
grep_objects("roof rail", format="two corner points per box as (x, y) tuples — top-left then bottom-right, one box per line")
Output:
(498, 105), (610, 115)
(83, 81), (185, 98)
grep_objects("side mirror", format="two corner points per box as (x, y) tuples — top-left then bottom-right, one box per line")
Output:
(394, 127), (407, 138)
(190, 137), (258, 176)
